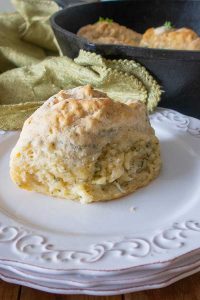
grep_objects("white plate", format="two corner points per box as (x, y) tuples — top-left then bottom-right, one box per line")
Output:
(1, 261), (200, 295)
(0, 108), (200, 294)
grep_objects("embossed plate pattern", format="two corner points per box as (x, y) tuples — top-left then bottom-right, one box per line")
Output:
(0, 108), (200, 294)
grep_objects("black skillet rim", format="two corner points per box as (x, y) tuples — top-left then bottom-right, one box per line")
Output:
(51, 0), (200, 61)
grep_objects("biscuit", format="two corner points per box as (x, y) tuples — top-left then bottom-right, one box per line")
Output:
(140, 27), (200, 50)
(10, 85), (161, 203)
(78, 21), (142, 46)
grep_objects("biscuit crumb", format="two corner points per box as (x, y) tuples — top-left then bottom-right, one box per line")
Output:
(129, 206), (137, 213)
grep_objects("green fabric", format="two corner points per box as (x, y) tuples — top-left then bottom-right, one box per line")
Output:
(12, 0), (59, 52)
(0, 0), (59, 73)
(0, 102), (43, 130)
(0, 12), (46, 72)
(0, 0), (161, 131)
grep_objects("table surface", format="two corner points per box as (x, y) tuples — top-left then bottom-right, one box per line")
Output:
(1, 1), (199, 299)
(0, 271), (200, 300)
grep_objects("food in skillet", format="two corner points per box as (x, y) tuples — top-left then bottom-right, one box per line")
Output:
(10, 85), (161, 204)
(140, 22), (200, 50)
(77, 17), (142, 46)
(78, 19), (200, 50)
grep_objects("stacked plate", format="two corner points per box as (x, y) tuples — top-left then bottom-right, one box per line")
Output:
(0, 108), (200, 295)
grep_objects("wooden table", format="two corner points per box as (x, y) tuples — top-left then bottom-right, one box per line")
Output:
(1, 272), (200, 300)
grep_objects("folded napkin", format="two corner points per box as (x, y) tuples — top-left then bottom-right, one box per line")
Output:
(0, 0), (59, 73)
(0, 0), (161, 130)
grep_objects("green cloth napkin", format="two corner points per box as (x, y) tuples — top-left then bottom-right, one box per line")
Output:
(0, 0), (161, 131)
(0, 0), (59, 73)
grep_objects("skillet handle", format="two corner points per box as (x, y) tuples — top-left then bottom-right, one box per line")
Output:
(54, 0), (100, 8)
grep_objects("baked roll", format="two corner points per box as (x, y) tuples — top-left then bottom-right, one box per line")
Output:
(78, 21), (142, 46)
(140, 27), (200, 50)
(10, 85), (161, 204)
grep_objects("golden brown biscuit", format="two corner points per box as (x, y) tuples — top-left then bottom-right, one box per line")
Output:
(78, 21), (142, 46)
(10, 85), (161, 203)
(140, 27), (200, 50)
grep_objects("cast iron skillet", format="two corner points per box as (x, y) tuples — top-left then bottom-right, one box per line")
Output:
(51, 0), (200, 118)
